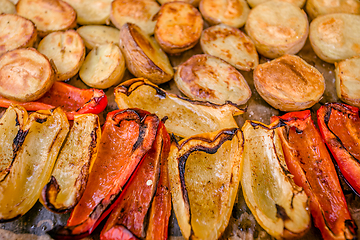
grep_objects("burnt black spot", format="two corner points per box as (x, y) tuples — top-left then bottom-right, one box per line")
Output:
(13, 129), (28, 153)
(36, 118), (47, 124)
(276, 204), (290, 221)
(132, 125), (147, 152)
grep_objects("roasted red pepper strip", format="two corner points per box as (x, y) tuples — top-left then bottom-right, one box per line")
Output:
(0, 82), (107, 120)
(271, 110), (357, 240)
(318, 103), (360, 196)
(101, 121), (171, 240)
(48, 109), (159, 239)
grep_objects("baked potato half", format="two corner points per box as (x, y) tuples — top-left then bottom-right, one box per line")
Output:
(0, 14), (37, 56)
(245, 1), (309, 59)
(77, 25), (120, 50)
(199, 0), (250, 28)
(16, 0), (76, 36)
(335, 57), (360, 107)
(306, 0), (360, 20)
(200, 24), (258, 71)
(120, 23), (173, 85)
(80, 43), (125, 89)
(110, 0), (160, 35)
(254, 54), (325, 111)
(0, 48), (54, 102)
(0, 0), (15, 14)
(169, 128), (242, 240)
(154, 2), (203, 54)
(38, 30), (85, 82)
(309, 13), (360, 63)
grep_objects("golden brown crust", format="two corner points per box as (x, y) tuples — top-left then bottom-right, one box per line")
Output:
(246, 0), (306, 8)
(0, 14), (37, 56)
(253, 54), (325, 111)
(306, 0), (360, 20)
(157, 0), (201, 6)
(0, 48), (54, 102)
(154, 2), (203, 54)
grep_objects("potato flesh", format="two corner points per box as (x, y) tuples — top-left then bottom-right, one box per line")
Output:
(77, 25), (120, 49)
(0, 0), (16, 14)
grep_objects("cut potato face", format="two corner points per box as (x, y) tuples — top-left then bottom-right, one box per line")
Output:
(254, 54), (325, 111)
(77, 25), (120, 50)
(200, 24), (258, 71)
(115, 78), (243, 138)
(246, 0), (306, 9)
(245, 1), (309, 59)
(157, 0), (201, 6)
(175, 54), (251, 105)
(306, 0), (360, 19)
(63, 0), (112, 25)
(0, 0), (16, 14)
(199, 0), (250, 28)
(16, 0), (76, 36)
(0, 48), (54, 102)
(120, 23), (174, 85)
(80, 43), (125, 89)
(155, 2), (203, 54)
(168, 128), (242, 240)
(38, 30), (85, 82)
(335, 57), (360, 107)
(309, 13), (360, 63)
(0, 14), (37, 56)
(110, 0), (160, 35)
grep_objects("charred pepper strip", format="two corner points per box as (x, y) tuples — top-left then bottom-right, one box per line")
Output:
(272, 110), (357, 240)
(0, 81), (107, 120)
(49, 109), (159, 239)
(317, 103), (360, 196)
(101, 121), (171, 240)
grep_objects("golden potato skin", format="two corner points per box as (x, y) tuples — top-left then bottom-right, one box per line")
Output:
(0, 48), (54, 102)
(245, 1), (309, 59)
(110, 0), (160, 35)
(306, 0), (360, 20)
(0, 14), (37, 56)
(199, 0), (250, 28)
(77, 25), (120, 50)
(200, 24), (258, 71)
(0, 0), (16, 14)
(155, 2), (203, 54)
(309, 13), (360, 63)
(175, 54), (251, 105)
(254, 54), (325, 111)
(246, 0), (306, 8)
(157, 0), (201, 6)
(120, 23), (174, 85)
(335, 57), (360, 107)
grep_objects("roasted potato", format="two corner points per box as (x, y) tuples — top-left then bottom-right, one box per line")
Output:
(335, 57), (360, 107)
(0, 48), (54, 102)
(200, 24), (258, 71)
(246, 0), (306, 8)
(0, 14), (37, 56)
(115, 78), (243, 138)
(154, 2), (203, 54)
(0, 0), (15, 14)
(80, 43), (125, 89)
(168, 128), (243, 240)
(199, 0), (250, 28)
(157, 0), (201, 6)
(40, 114), (101, 213)
(16, 0), (76, 36)
(110, 0), (160, 35)
(306, 0), (360, 19)
(120, 23), (173, 85)
(254, 54), (325, 111)
(309, 13), (360, 63)
(38, 30), (85, 82)
(245, 1), (309, 59)
(77, 25), (120, 50)
(174, 54), (251, 105)
(62, 0), (112, 25)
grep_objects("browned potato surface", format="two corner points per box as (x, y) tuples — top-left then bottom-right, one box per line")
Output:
(154, 2), (203, 54)
(120, 23), (174, 85)
(16, 0), (76, 36)
(0, 48), (54, 102)
(0, 14), (37, 56)
(254, 54), (325, 111)
(306, 0), (360, 19)
(157, 0), (201, 6)
(77, 25), (120, 50)
(0, 0), (16, 14)
(110, 0), (160, 35)
(246, 0), (306, 8)
(38, 30), (85, 81)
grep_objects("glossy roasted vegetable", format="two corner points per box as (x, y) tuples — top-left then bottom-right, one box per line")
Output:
(0, 81), (108, 120)
(272, 110), (357, 240)
(0, 106), (69, 222)
(114, 78), (243, 138)
(101, 121), (171, 240)
(318, 103), (360, 196)
(49, 109), (159, 238)
(40, 114), (101, 213)
(241, 121), (310, 239)
(168, 128), (242, 240)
